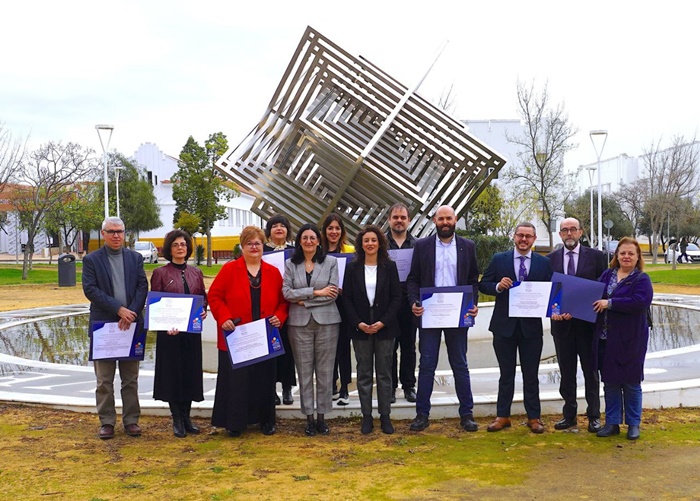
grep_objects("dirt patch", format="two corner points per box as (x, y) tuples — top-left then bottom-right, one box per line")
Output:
(0, 404), (699, 500)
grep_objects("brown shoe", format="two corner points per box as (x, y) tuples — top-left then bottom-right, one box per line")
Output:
(98, 424), (115, 440)
(124, 423), (142, 437)
(528, 418), (545, 434)
(487, 417), (511, 432)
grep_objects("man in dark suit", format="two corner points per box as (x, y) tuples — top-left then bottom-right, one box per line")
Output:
(547, 217), (607, 432)
(385, 202), (418, 403)
(82, 217), (148, 440)
(479, 222), (553, 434)
(406, 205), (479, 432)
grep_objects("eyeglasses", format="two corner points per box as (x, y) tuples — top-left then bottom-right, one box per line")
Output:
(514, 233), (536, 239)
(559, 227), (580, 234)
(171, 242), (188, 248)
(245, 242), (263, 248)
(104, 229), (125, 236)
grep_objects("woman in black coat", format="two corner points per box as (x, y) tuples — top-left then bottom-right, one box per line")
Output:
(151, 230), (207, 438)
(342, 225), (401, 434)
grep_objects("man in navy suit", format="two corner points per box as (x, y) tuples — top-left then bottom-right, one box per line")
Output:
(406, 205), (479, 432)
(479, 222), (553, 434)
(547, 217), (607, 432)
(82, 217), (148, 440)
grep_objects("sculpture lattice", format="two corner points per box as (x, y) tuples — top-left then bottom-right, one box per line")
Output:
(216, 26), (506, 238)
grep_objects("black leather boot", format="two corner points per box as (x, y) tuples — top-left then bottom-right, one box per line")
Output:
(169, 402), (186, 438)
(182, 401), (200, 434)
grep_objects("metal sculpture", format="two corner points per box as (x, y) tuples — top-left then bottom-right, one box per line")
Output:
(216, 26), (506, 238)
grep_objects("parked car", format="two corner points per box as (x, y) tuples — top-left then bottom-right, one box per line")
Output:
(603, 240), (618, 260)
(134, 241), (159, 263)
(665, 242), (700, 263)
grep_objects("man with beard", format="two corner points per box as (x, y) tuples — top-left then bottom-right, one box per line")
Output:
(479, 222), (553, 434)
(385, 203), (418, 403)
(547, 218), (607, 432)
(406, 205), (480, 432)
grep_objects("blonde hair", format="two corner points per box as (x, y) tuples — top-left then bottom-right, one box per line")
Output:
(239, 226), (266, 247)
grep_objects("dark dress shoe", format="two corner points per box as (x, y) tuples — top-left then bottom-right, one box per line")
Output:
(554, 417), (577, 430)
(460, 415), (478, 432)
(261, 422), (276, 436)
(282, 388), (294, 405)
(596, 424), (620, 437)
(391, 389), (397, 404)
(361, 414), (374, 434)
(404, 388), (417, 403)
(98, 424), (115, 440)
(274, 393), (281, 405)
(409, 414), (430, 431)
(305, 421), (317, 437)
(172, 416), (186, 438)
(124, 423), (142, 437)
(380, 415), (394, 435)
(316, 419), (330, 435)
(627, 425), (640, 440)
(227, 429), (242, 437)
(487, 417), (511, 432)
(587, 418), (602, 433)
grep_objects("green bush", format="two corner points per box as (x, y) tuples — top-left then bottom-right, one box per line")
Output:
(195, 244), (205, 266)
(456, 230), (512, 273)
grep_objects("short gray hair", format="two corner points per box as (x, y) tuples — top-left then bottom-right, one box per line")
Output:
(102, 217), (125, 231)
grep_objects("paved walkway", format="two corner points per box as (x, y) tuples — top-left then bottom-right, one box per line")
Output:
(1, 294), (699, 420)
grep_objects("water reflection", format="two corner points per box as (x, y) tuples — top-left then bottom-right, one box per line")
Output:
(0, 305), (697, 372)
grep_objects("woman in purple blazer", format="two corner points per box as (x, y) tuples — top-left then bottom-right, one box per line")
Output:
(592, 237), (653, 440)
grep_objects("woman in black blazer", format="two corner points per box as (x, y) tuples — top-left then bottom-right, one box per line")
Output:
(342, 225), (401, 434)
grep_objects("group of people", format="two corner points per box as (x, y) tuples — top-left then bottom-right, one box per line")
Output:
(82, 206), (652, 442)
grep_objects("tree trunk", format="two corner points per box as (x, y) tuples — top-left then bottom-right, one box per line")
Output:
(206, 228), (212, 267)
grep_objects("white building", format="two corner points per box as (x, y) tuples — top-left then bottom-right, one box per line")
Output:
(133, 142), (262, 251)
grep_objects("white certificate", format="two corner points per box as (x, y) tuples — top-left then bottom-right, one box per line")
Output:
(422, 292), (464, 328)
(226, 318), (270, 365)
(329, 254), (353, 287)
(148, 296), (194, 331)
(388, 248), (413, 282)
(508, 282), (554, 317)
(262, 250), (286, 278)
(92, 322), (137, 360)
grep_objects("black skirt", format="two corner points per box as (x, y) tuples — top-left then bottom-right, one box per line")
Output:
(211, 350), (276, 431)
(152, 331), (204, 402)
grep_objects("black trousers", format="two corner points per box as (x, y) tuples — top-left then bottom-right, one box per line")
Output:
(392, 299), (416, 390)
(493, 322), (543, 419)
(553, 320), (600, 420)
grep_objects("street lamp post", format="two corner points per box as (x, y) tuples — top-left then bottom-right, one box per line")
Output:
(590, 130), (608, 251)
(114, 165), (124, 219)
(95, 124), (115, 219)
(586, 165), (597, 247)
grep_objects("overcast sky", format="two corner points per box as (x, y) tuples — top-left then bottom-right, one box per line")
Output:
(2, 0), (698, 174)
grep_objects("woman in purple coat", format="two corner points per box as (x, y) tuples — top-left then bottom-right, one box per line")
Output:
(592, 237), (652, 440)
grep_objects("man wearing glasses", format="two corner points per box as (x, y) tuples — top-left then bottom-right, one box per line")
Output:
(82, 217), (148, 439)
(479, 222), (553, 433)
(547, 218), (607, 433)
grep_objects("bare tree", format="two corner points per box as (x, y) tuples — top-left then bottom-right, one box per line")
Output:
(11, 142), (95, 279)
(437, 83), (457, 114)
(616, 178), (648, 235)
(505, 80), (578, 248)
(641, 135), (700, 264)
(0, 123), (25, 185)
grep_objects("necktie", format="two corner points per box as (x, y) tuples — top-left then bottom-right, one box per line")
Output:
(518, 255), (528, 281)
(567, 251), (576, 275)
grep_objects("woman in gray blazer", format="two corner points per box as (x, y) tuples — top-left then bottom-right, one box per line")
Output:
(283, 223), (342, 436)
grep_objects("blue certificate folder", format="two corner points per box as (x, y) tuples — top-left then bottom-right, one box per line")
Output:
(144, 292), (205, 333)
(225, 319), (285, 370)
(89, 321), (146, 361)
(419, 286), (475, 328)
(551, 272), (606, 323)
